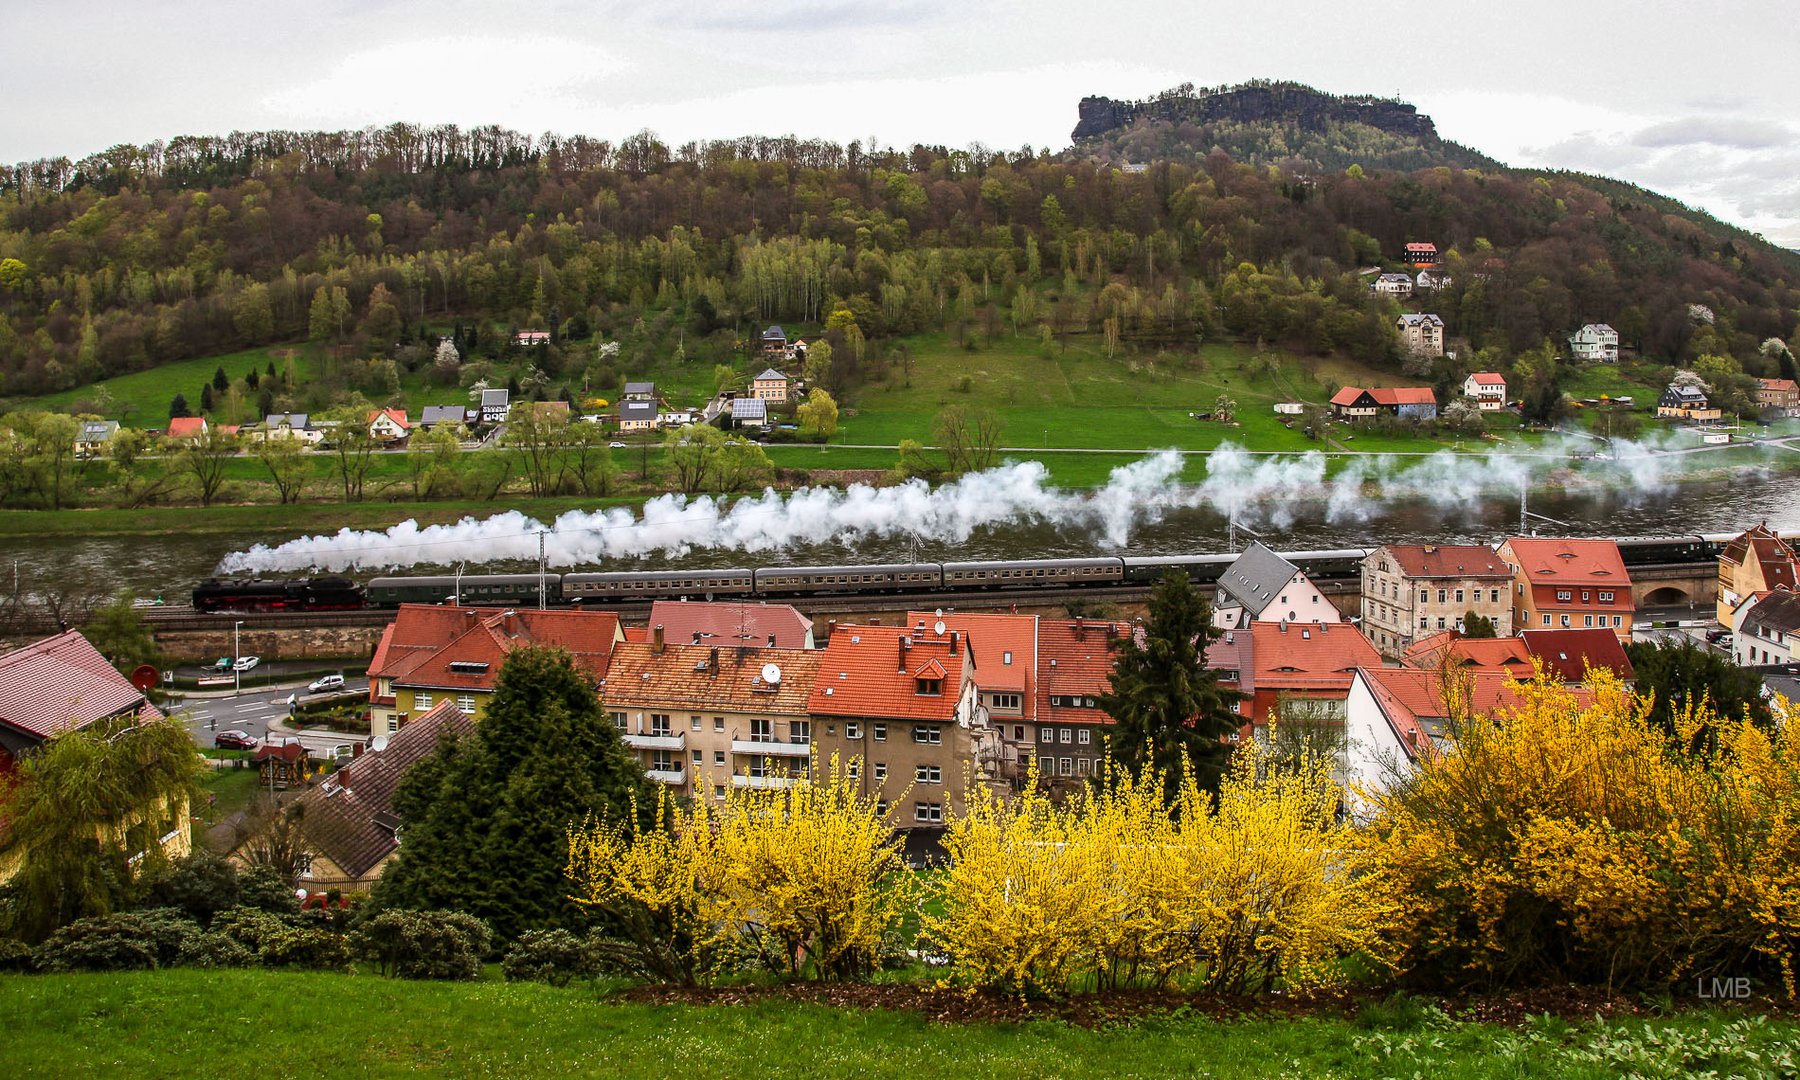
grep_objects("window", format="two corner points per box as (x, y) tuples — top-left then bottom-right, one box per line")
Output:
(1584, 615), (1594, 627)
(915, 677), (942, 696)
(1077, 758), (1090, 777)
(1437, 617), (1446, 629)
(714, 785), (726, 799)
(1613, 615), (1622, 627)
(1543, 614), (1552, 626)
(1438, 589), (1447, 604)
(789, 720), (810, 743)
(1419, 616), (1429, 629)
(1059, 729), (1072, 744)
(1078, 729), (1091, 745)
(1599, 591), (1614, 602)
(651, 750), (674, 772)
(1014, 726), (1024, 740)
(1561, 615), (1571, 628)
(714, 717), (725, 732)
(456, 695), (477, 714)
(1581, 591), (1590, 602)
(1455, 589), (1464, 603)
(415, 692), (434, 710)
(913, 725), (942, 745)
(874, 762), (888, 781)
(1230, 700), (1241, 714)
(873, 723), (887, 742)
(1491, 589), (1500, 603)
(845, 722), (861, 740)
(1041, 728), (1055, 743)
(1002, 650), (1013, 665)
(691, 749), (702, 765)
(714, 750), (726, 765)
(1556, 590), (1573, 601)
(915, 764), (941, 784)
(1420, 590), (1429, 603)
(914, 802), (943, 824)
(1060, 757), (1073, 776)
(847, 761), (860, 780)
(876, 801), (889, 817)
(691, 715), (702, 731)
(748, 756), (770, 779)
(750, 718), (774, 743)
(991, 693), (1021, 710)
(649, 714), (671, 737)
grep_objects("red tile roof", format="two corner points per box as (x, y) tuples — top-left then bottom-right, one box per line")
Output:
(1759, 378), (1798, 393)
(1519, 628), (1635, 682)
(909, 611), (1036, 703)
(1035, 618), (1130, 725)
(808, 624), (971, 721)
(1381, 544), (1512, 579)
(1356, 666), (1560, 760)
(649, 600), (813, 650)
(1405, 242), (1438, 253)
(1331, 386), (1437, 407)
(368, 408), (410, 429)
(1501, 537), (1631, 583)
(0, 630), (162, 742)
(1720, 525), (1798, 593)
(1468, 372), (1506, 386)
(1402, 633), (1533, 675)
(1250, 621), (1381, 685)
(165, 417), (207, 439)
(372, 606), (621, 693)
(605, 642), (819, 716)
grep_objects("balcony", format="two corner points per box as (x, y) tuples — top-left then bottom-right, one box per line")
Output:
(622, 732), (685, 751)
(731, 773), (802, 789)
(731, 738), (811, 758)
(646, 768), (686, 786)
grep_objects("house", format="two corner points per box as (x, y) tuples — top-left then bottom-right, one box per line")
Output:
(1568, 323), (1620, 363)
(1329, 386), (1438, 420)
(479, 388), (511, 425)
(1372, 273), (1414, 297)
(1757, 378), (1800, 414)
(1402, 242), (1439, 265)
(730, 397), (768, 429)
(1495, 537), (1634, 641)
(366, 605), (623, 736)
(1717, 524), (1799, 625)
(417, 405), (469, 431)
(74, 419), (119, 458)
(1733, 590), (1800, 668)
(1462, 372), (1506, 410)
(1208, 620), (1382, 730)
(810, 622), (996, 830)
(1395, 313), (1445, 358)
(291, 700), (473, 890)
(166, 416), (208, 440)
(751, 368), (792, 404)
(761, 325), (790, 359)
(1033, 617), (1131, 789)
(0, 631), (184, 883)
(1212, 541), (1343, 630)
(1657, 383), (1722, 422)
(648, 599), (815, 650)
(260, 413), (321, 445)
(1415, 268), (1454, 290)
(1401, 631), (1535, 679)
(603, 633), (821, 799)
(911, 611), (1038, 788)
(367, 408), (410, 443)
(513, 330), (551, 347)
(1360, 544), (1515, 656)
(253, 742), (308, 790)
(618, 398), (660, 432)
(1518, 628), (1636, 683)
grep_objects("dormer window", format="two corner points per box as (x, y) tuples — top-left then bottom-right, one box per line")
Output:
(916, 677), (942, 696)
(449, 660), (489, 674)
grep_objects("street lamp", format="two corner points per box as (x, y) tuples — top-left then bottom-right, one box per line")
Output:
(234, 620), (243, 696)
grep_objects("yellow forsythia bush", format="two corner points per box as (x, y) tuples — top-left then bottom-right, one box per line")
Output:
(567, 755), (913, 983)
(925, 741), (1396, 996)
(1362, 671), (1800, 996)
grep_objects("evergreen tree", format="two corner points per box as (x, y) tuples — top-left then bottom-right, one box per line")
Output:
(372, 647), (653, 939)
(1462, 612), (1497, 638)
(169, 393), (190, 419)
(1099, 571), (1245, 800)
(212, 366), (228, 392)
(199, 384), (213, 412)
(1624, 639), (1773, 747)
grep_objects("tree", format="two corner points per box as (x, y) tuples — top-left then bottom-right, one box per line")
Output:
(179, 426), (236, 507)
(9, 412), (81, 510)
(231, 284), (274, 345)
(169, 394), (190, 419)
(933, 404), (1005, 475)
(404, 425), (464, 500)
(1462, 611), (1497, 638)
(372, 647), (654, 938)
(893, 438), (939, 482)
(431, 338), (461, 385)
(0, 715), (199, 942)
(797, 387), (839, 441)
(1212, 394), (1237, 423)
(801, 340), (833, 387)
(663, 424), (772, 494)
(212, 366), (229, 393)
(1099, 571), (1245, 800)
(504, 407), (572, 497)
(251, 434), (310, 504)
(359, 283), (403, 346)
(81, 593), (163, 672)
(320, 403), (380, 502)
(308, 285), (351, 342)
(1623, 639), (1773, 745)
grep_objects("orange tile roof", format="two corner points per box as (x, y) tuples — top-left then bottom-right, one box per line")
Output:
(1331, 386), (1437, 407)
(909, 610), (1037, 703)
(605, 642), (819, 716)
(1381, 544), (1512, 579)
(1250, 621), (1381, 686)
(368, 407), (410, 429)
(1759, 378), (1798, 393)
(1402, 633), (1533, 675)
(166, 417), (206, 438)
(373, 606), (621, 693)
(808, 624), (971, 721)
(649, 600), (813, 650)
(1501, 537), (1631, 583)
(1359, 666), (1594, 760)
(1035, 618), (1130, 725)
(1469, 372), (1506, 386)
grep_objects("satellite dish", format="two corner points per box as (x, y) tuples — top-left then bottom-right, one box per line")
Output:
(370, 736), (389, 752)
(934, 608), (943, 618)
(934, 620), (946, 637)
(129, 664), (159, 692)
(761, 662), (782, 684)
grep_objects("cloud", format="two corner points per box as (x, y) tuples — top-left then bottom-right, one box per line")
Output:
(1633, 117), (1795, 150)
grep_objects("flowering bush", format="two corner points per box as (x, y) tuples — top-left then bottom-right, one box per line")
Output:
(1362, 671), (1800, 996)
(925, 741), (1394, 996)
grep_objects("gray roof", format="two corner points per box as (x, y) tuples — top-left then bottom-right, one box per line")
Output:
(623, 381), (656, 397)
(1664, 385), (1709, 403)
(731, 398), (767, 421)
(1743, 591), (1800, 636)
(78, 420), (118, 441)
(620, 400), (658, 421)
(419, 405), (466, 425)
(480, 388), (510, 407)
(755, 368), (789, 381)
(1397, 313), (1443, 327)
(263, 413), (308, 429)
(1216, 542), (1300, 617)
(762, 325), (787, 339)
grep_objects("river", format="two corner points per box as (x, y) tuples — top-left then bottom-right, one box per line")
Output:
(4, 467), (1794, 604)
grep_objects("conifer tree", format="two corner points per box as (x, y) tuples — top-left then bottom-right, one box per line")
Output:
(1099, 571), (1245, 800)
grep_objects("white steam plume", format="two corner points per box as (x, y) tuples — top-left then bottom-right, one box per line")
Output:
(217, 436), (1723, 573)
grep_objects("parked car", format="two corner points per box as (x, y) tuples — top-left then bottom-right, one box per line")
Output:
(1706, 629), (1731, 644)
(308, 673), (346, 693)
(232, 655), (260, 672)
(608, 441), (628, 448)
(214, 729), (257, 750)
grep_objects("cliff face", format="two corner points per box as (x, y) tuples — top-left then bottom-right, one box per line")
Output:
(1073, 84), (1439, 143)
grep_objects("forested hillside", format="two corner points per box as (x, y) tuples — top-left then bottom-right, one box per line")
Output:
(1, 86), (1797, 414)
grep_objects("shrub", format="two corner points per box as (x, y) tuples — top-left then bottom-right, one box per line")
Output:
(211, 906), (288, 953)
(257, 924), (351, 972)
(349, 910), (493, 980)
(237, 864), (302, 915)
(176, 931), (255, 969)
(0, 938), (36, 973)
(34, 913), (178, 972)
(139, 851), (241, 926)
(502, 929), (596, 986)
(1363, 671), (1800, 996)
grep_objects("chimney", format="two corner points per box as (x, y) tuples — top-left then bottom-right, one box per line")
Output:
(898, 636), (910, 672)
(708, 646), (719, 675)
(767, 635), (776, 648)
(1075, 615), (1085, 639)
(949, 631), (959, 656)
(692, 631), (702, 645)
(652, 624), (665, 654)
(827, 619), (838, 641)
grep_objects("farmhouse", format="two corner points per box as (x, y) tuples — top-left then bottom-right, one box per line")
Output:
(751, 368), (792, 403)
(1462, 372), (1506, 410)
(1330, 386), (1437, 420)
(367, 408), (410, 443)
(1402, 242), (1439, 265)
(1757, 378), (1799, 414)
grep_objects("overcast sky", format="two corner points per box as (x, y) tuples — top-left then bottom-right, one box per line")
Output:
(6, 0), (1797, 248)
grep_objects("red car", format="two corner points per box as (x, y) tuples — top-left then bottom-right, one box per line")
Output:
(214, 729), (258, 750)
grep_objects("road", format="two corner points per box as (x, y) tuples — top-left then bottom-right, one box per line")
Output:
(168, 677), (372, 757)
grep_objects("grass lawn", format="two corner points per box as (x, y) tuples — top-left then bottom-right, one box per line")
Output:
(0, 970), (1791, 1079)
